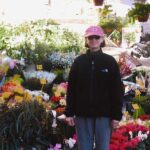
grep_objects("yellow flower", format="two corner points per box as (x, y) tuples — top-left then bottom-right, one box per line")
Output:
(14, 87), (24, 95)
(0, 97), (5, 105)
(35, 96), (42, 103)
(7, 102), (16, 108)
(14, 96), (23, 103)
(24, 92), (32, 101)
(57, 86), (66, 93)
(2, 92), (12, 99)
(54, 91), (61, 97)
(135, 89), (141, 97)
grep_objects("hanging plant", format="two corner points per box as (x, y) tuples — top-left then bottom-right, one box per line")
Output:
(138, 13), (149, 22)
(93, 0), (104, 6)
(127, 3), (150, 23)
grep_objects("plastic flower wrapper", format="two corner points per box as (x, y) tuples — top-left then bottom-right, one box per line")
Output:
(135, 72), (145, 89)
(118, 53), (135, 77)
(47, 52), (76, 69)
(24, 71), (56, 84)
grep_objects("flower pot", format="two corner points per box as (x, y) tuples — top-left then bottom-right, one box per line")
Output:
(104, 28), (113, 35)
(93, 0), (104, 6)
(138, 14), (149, 22)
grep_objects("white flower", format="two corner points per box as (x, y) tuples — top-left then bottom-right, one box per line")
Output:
(138, 131), (148, 141)
(48, 52), (77, 68)
(24, 71), (56, 84)
(129, 131), (133, 139)
(59, 99), (66, 106)
(25, 90), (49, 101)
(65, 138), (76, 149)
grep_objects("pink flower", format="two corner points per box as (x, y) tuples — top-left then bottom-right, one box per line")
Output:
(73, 134), (77, 142)
(60, 82), (68, 90)
(9, 60), (16, 69)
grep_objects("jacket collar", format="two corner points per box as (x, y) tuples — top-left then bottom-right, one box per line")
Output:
(86, 48), (103, 55)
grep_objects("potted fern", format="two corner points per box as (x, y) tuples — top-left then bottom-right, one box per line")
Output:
(128, 3), (150, 22)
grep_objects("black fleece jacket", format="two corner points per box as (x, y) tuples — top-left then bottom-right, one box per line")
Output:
(65, 49), (124, 121)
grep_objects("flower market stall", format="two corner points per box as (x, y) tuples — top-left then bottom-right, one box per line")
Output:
(0, 22), (150, 150)
(0, 52), (150, 150)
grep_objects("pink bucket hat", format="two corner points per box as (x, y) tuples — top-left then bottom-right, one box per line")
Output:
(84, 25), (104, 37)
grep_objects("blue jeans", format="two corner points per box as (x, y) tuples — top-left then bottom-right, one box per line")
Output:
(74, 117), (111, 150)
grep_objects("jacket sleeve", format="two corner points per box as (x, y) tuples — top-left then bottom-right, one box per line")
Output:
(110, 58), (124, 121)
(65, 59), (78, 117)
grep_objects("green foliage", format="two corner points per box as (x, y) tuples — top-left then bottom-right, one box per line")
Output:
(0, 100), (55, 149)
(127, 3), (150, 22)
(99, 17), (124, 35)
(137, 139), (150, 150)
(98, 4), (125, 39)
(124, 32), (136, 46)
(111, 30), (122, 45)
(60, 28), (83, 53)
(98, 5), (113, 18)
(0, 24), (11, 50)
(132, 96), (150, 114)
(0, 19), (84, 64)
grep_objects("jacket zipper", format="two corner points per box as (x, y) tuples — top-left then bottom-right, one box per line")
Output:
(90, 60), (95, 107)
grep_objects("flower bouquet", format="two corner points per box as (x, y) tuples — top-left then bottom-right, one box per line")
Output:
(46, 82), (68, 115)
(110, 118), (150, 150)
(24, 71), (56, 91)
(118, 54), (135, 78)
(24, 71), (56, 84)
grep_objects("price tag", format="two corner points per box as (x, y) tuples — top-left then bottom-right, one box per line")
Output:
(40, 78), (47, 85)
(36, 65), (43, 70)
(132, 104), (140, 110)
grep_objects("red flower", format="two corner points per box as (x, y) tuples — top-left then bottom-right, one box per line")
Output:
(110, 123), (148, 150)
(139, 115), (150, 121)
(55, 107), (65, 113)
(51, 96), (61, 102)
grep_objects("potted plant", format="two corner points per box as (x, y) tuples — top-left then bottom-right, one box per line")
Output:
(93, 0), (104, 6)
(124, 32), (136, 47)
(99, 17), (123, 35)
(128, 3), (150, 22)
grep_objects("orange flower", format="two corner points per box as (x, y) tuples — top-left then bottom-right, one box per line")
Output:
(56, 107), (65, 114)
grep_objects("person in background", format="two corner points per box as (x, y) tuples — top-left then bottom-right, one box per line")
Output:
(65, 25), (124, 150)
